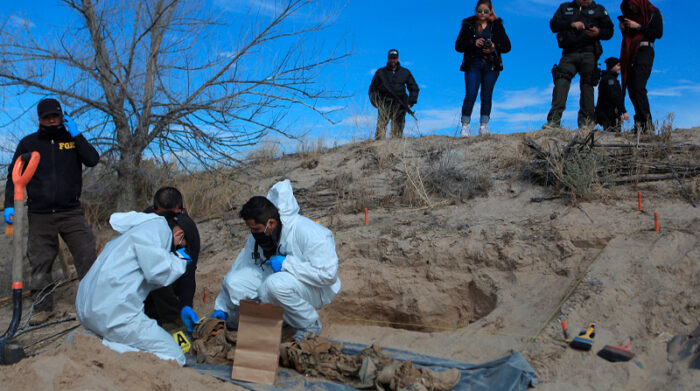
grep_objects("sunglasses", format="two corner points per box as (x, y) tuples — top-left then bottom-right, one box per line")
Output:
(477, 9), (491, 14)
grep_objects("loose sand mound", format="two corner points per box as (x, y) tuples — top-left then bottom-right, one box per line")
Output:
(1, 128), (699, 390)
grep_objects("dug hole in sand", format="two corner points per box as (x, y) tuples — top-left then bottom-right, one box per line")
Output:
(1, 128), (699, 390)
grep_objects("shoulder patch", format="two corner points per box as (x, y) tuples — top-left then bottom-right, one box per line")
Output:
(603, 10), (608, 15)
(608, 79), (615, 86)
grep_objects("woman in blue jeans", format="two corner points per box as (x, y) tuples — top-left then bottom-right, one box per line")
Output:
(455, 0), (511, 136)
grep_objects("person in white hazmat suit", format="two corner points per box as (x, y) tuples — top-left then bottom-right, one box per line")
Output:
(213, 180), (341, 341)
(76, 211), (194, 366)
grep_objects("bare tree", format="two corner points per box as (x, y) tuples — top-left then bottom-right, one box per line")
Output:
(0, 0), (347, 209)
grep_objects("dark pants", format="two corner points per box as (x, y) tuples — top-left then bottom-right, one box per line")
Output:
(145, 285), (182, 326)
(461, 58), (500, 124)
(28, 208), (96, 312)
(628, 46), (655, 133)
(547, 51), (597, 128)
(376, 100), (406, 140)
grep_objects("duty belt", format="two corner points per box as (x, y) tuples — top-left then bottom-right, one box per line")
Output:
(639, 41), (654, 48)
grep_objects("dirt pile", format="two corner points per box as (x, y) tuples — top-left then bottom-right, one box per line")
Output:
(1, 128), (699, 390)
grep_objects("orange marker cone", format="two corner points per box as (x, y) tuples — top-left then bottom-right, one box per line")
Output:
(638, 192), (642, 212)
(654, 213), (659, 232)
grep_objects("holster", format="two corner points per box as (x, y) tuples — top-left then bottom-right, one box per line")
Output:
(552, 64), (574, 83)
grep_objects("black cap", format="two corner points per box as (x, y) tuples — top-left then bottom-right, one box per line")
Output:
(37, 98), (62, 119)
(604, 57), (620, 70)
(387, 49), (399, 58)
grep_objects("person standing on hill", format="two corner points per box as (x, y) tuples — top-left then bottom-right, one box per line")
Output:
(213, 180), (341, 341)
(142, 186), (201, 334)
(619, 0), (663, 134)
(3, 98), (99, 326)
(596, 57), (629, 132)
(455, 0), (511, 137)
(544, 0), (614, 130)
(368, 49), (420, 140)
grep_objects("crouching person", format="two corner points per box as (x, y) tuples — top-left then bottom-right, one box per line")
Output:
(214, 179), (341, 341)
(75, 211), (195, 366)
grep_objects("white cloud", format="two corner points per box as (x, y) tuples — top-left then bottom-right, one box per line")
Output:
(649, 83), (700, 97)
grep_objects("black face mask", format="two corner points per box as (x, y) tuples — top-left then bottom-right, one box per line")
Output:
(38, 124), (68, 138)
(253, 221), (282, 260)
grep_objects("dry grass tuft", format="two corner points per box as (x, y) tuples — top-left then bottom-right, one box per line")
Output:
(421, 149), (491, 203)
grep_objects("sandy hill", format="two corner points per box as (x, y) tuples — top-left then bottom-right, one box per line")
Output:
(1, 128), (699, 390)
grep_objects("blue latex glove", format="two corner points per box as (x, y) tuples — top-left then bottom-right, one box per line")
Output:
(176, 248), (192, 265)
(63, 114), (81, 138)
(180, 306), (199, 333)
(269, 255), (286, 273)
(211, 310), (228, 321)
(3, 208), (13, 225)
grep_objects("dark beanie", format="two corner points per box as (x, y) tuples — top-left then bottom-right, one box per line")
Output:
(604, 57), (620, 70)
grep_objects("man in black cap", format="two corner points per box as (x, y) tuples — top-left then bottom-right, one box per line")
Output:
(543, 0), (614, 130)
(368, 49), (420, 140)
(142, 186), (202, 333)
(3, 98), (100, 325)
(595, 57), (629, 132)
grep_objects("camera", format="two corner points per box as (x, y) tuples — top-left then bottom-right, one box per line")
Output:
(483, 38), (493, 48)
(585, 23), (597, 30)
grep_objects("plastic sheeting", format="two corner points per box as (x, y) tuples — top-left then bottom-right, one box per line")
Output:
(186, 340), (539, 390)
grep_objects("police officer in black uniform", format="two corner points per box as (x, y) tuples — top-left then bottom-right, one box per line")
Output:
(596, 57), (628, 132)
(368, 49), (420, 140)
(544, 0), (614, 129)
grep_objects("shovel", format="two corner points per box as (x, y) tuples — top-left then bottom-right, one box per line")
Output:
(0, 151), (40, 365)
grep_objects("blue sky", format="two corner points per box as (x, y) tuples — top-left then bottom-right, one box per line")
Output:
(2, 0), (699, 155)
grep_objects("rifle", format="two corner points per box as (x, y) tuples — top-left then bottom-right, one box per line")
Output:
(375, 69), (417, 120)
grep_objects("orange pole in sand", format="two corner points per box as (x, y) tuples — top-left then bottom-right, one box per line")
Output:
(654, 213), (659, 232)
(364, 208), (368, 225)
(203, 289), (208, 304)
(638, 192), (642, 212)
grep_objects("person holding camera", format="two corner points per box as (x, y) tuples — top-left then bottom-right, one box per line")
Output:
(544, 0), (614, 130)
(455, 0), (511, 137)
(619, 0), (662, 134)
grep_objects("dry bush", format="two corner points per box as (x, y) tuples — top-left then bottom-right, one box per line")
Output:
(421, 149), (491, 203)
(296, 137), (325, 167)
(656, 113), (675, 147)
(547, 149), (615, 200)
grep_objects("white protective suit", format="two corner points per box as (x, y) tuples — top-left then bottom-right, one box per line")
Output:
(215, 179), (341, 332)
(76, 212), (187, 366)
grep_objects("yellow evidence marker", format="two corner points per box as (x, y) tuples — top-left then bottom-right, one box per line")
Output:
(172, 330), (191, 353)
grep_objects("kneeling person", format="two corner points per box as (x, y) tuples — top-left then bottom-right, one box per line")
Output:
(75, 211), (194, 366)
(214, 180), (341, 341)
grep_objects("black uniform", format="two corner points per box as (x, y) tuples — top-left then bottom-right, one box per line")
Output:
(546, 1), (614, 128)
(4, 125), (99, 312)
(455, 16), (512, 72)
(622, 8), (663, 133)
(596, 70), (627, 132)
(368, 64), (419, 140)
(143, 207), (201, 326)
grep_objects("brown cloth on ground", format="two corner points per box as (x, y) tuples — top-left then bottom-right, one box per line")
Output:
(279, 335), (461, 391)
(190, 318), (237, 365)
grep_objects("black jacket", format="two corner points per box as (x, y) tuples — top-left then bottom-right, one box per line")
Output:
(4, 126), (99, 213)
(455, 16), (511, 71)
(368, 64), (419, 108)
(550, 1), (614, 55)
(596, 70), (627, 123)
(143, 206), (201, 309)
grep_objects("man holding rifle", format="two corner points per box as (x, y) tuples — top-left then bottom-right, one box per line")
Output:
(369, 49), (420, 140)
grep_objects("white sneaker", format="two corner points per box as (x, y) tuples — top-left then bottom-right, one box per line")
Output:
(460, 123), (470, 137)
(479, 124), (489, 135)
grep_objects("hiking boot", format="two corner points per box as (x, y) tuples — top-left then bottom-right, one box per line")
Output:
(293, 319), (322, 341)
(459, 123), (470, 138)
(541, 122), (561, 131)
(29, 310), (51, 326)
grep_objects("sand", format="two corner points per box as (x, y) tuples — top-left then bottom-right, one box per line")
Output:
(1, 128), (699, 390)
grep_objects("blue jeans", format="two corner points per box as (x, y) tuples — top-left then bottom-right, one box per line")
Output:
(461, 58), (500, 124)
